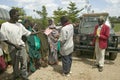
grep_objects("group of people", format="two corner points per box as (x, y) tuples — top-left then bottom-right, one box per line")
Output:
(0, 8), (110, 80)
(0, 8), (74, 80)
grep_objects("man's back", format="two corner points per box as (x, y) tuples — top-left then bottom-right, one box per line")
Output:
(60, 24), (74, 55)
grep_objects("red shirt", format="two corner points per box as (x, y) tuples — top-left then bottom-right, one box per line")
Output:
(93, 24), (110, 49)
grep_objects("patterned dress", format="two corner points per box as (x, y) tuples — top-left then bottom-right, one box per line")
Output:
(48, 28), (59, 65)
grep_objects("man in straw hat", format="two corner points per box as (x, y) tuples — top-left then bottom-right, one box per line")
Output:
(92, 16), (110, 72)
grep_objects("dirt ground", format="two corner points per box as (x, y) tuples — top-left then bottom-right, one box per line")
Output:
(0, 51), (120, 80)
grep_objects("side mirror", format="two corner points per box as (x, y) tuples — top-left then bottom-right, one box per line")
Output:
(79, 17), (83, 20)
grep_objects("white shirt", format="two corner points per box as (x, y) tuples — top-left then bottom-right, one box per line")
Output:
(59, 24), (74, 55)
(0, 22), (31, 46)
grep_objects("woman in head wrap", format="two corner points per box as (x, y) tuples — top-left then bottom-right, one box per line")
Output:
(46, 19), (59, 65)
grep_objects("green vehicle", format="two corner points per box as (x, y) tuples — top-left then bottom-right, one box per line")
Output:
(74, 12), (120, 60)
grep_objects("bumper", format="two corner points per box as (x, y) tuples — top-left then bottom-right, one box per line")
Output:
(74, 45), (120, 53)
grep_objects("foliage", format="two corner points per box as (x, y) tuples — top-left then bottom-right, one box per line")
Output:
(24, 16), (33, 21)
(109, 16), (120, 23)
(114, 23), (120, 32)
(35, 5), (48, 29)
(67, 2), (81, 23)
(7, 2), (119, 30)
(53, 7), (67, 25)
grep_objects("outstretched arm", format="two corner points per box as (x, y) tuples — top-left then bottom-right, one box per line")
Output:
(31, 31), (42, 35)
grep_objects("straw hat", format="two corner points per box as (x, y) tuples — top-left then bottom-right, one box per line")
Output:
(99, 16), (105, 21)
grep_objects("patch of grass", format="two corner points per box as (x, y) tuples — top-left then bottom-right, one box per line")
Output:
(114, 23), (120, 32)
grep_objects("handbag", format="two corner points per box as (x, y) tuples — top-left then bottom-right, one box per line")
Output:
(0, 56), (6, 70)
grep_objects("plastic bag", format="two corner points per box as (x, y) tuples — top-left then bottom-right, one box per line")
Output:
(34, 35), (41, 50)
(0, 56), (6, 70)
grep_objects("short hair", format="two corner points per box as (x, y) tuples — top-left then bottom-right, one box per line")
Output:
(60, 16), (69, 25)
(9, 9), (18, 18)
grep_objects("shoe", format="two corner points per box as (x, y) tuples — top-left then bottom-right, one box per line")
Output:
(93, 63), (99, 68)
(13, 76), (20, 80)
(21, 75), (29, 80)
(21, 77), (29, 80)
(62, 73), (70, 77)
(66, 74), (70, 77)
(69, 71), (72, 74)
(98, 66), (103, 72)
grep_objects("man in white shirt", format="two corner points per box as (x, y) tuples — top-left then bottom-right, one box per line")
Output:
(59, 16), (74, 76)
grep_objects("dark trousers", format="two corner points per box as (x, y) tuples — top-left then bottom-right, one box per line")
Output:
(61, 53), (72, 74)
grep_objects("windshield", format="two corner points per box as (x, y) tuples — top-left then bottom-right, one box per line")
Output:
(83, 17), (98, 27)
(80, 17), (98, 34)
(78, 13), (109, 34)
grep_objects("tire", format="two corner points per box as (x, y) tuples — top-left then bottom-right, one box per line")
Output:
(109, 52), (118, 60)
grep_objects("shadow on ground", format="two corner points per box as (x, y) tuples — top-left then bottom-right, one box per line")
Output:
(73, 51), (115, 66)
(50, 64), (63, 75)
(0, 71), (13, 80)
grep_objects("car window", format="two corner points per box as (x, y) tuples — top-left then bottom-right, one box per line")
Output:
(83, 17), (98, 28)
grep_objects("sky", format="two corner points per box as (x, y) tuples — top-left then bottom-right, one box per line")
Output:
(0, 0), (120, 18)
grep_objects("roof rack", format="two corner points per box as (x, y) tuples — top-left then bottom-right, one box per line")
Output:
(82, 13), (109, 17)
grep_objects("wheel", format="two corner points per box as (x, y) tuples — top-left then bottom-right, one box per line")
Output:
(109, 52), (118, 60)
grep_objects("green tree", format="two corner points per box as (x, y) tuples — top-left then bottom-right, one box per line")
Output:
(53, 7), (67, 25)
(35, 5), (48, 29)
(109, 16), (119, 23)
(67, 2), (81, 23)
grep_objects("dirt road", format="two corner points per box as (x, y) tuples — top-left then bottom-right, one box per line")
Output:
(0, 52), (120, 80)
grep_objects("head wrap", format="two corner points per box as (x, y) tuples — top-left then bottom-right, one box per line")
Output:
(48, 18), (56, 29)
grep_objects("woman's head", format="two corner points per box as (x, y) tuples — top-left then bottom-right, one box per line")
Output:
(48, 18), (56, 29)
(48, 18), (54, 25)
